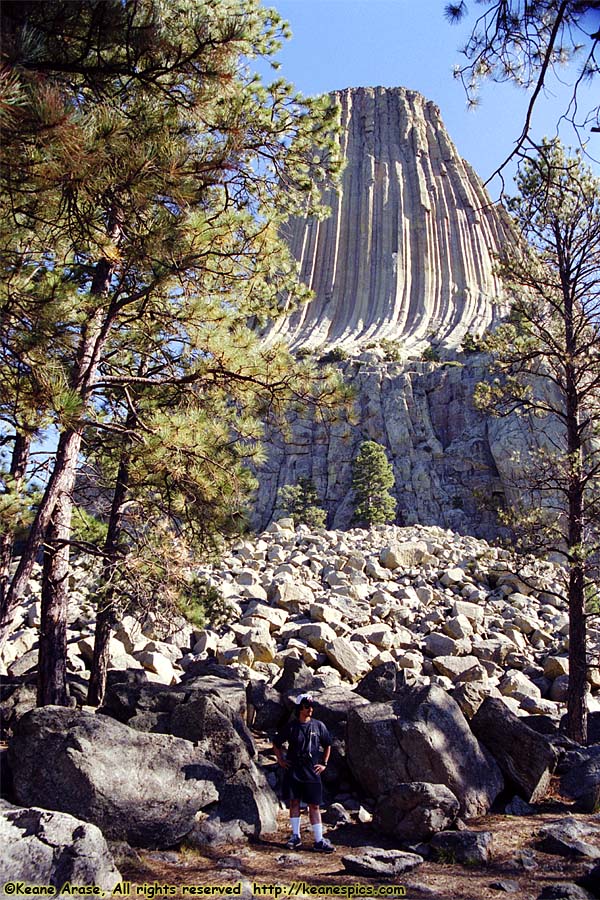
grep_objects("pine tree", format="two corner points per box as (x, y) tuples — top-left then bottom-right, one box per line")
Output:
(475, 140), (600, 744)
(277, 476), (327, 529)
(0, 0), (344, 697)
(351, 441), (397, 526)
(446, 1), (600, 173)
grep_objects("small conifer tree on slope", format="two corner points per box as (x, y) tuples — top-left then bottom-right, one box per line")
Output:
(277, 476), (327, 529)
(351, 441), (397, 525)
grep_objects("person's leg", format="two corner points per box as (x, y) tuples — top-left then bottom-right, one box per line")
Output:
(308, 803), (323, 841)
(289, 798), (301, 835)
(308, 802), (334, 852)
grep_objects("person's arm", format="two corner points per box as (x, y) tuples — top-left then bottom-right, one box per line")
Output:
(273, 727), (291, 768)
(314, 724), (331, 774)
(273, 742), (291, 768)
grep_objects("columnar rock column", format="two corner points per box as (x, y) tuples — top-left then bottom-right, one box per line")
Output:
(266, 86), (511, 352)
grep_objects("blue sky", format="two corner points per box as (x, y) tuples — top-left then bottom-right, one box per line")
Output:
(257, 1), (599, 197)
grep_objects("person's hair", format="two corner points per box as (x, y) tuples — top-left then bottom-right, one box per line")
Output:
(296, 694), (314, 715)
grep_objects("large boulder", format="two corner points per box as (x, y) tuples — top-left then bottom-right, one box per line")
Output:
(324, 637), (371, 682)
(342, 847), (424, 878)
(471, 697), (558, 803)
(189, 763), (277, 845)
(346, 685), (503, 817)
(0, 682), (37, 740)
(537, 819), (600, 859)
(103, 670), (253, 761)
(374, 782), (460, 842)
(355, 661), (407, 702)
(430, 830), (494, 865)
(246, 681), (286, 731)
(561, 750), (600, 813)
(272, 656), (315, 696)
(102, 671), (277, 834)
(8, 707), (220, 848)
(0, 805), (120, 891)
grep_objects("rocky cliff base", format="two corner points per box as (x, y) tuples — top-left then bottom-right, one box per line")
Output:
(2, 521), (600, 898)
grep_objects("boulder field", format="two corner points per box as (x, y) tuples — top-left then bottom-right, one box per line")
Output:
(2, 520), (600, 891)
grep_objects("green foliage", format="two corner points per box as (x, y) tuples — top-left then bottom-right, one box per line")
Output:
(351, 440), (396, 526)
(70, 507), (108, 548)
(461, 332), (485, 354)
(0, 473), (38, 536)
(379, 339), (404, 362)
(586, 582), (600, 617)
(277, 476), (327, 529)
(0, 0), (347, 643)
(319, 346), (349, 363)
(176, 576), (233, 630)
(447, 1), (599, 160)
(475, 140), (600, 743)
(421, 345), (440, 362)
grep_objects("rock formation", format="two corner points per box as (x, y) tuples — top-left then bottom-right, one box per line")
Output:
(254, 354), (548, 537)
(266, 86), (511, 353)
(254, 87), (544, 537)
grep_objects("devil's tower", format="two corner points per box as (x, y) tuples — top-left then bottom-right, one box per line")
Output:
(266, 86), (511, 353)
(256, 87), (535, 537)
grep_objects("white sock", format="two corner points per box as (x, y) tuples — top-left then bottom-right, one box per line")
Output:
(312, 823), (323, 842)
(290, 817), (301, 838)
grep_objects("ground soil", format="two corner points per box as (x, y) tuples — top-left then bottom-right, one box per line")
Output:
(117, 807), (600, 900)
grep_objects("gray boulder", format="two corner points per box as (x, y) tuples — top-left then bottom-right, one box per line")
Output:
(187, 764), (277, 845)
(561, 751), (600, 813)
(341, 847), (424, 877)
(246, 681), (286, 731)
(0, 805), (120, 891)
(471, 697), (558, 803)
(538, 886), (595, 900)
(430, 830), (493, 865)
(103, 670), (255, 766)
(9, 707), (220, 848)
(272, 656), (315, 696)
(0, 682), (37, 739)
(577, 862), (600, 898)
(355, 661), (407, 702)
(537, 819), (600, 859)
(374, 782), (460, 842)
(310, 685), (370, 738)
(346, 685), (503, 817)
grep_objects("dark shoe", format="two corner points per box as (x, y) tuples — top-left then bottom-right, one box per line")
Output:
(313, 838), (335, 853)
(286, 835), (302, 850)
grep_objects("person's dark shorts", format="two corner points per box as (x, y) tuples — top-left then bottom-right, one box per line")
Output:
(281, 770), (323, 805)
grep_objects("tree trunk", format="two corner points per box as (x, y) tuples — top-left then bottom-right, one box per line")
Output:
(37, 492), (71, 707)
(563, 279), (588, 745)
(88, 453), (131, 707)
(0, 427), (83, 652)
(0, 251), (118, 652)
(567, 562), (588, 744)
(0, 432), (31, 604)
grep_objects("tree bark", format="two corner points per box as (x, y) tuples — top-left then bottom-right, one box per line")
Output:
(87, 452), (131, 707)
(563, 269), (588, 745)
(0, 432), (31, 605)
(37, 492), (71, 707)
(567, 562), (588, 744)
(0, 251), (118, 653)
(0, 427), (83, 652)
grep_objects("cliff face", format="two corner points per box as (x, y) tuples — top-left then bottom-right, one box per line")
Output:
(266, 86), (511, 352)
(254, 355), (557, 539)
(255, 87), (533, 537)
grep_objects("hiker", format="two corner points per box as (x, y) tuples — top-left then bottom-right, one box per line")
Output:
(273, 694), (335, 852)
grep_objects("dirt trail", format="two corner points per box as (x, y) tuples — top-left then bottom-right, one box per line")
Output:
(118, 810), (599, 900)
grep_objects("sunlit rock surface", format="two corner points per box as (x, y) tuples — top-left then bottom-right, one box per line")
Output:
(265, 86), (511, 352)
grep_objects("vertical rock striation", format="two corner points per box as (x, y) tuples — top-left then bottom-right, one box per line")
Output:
(266, 86), (511, 351)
